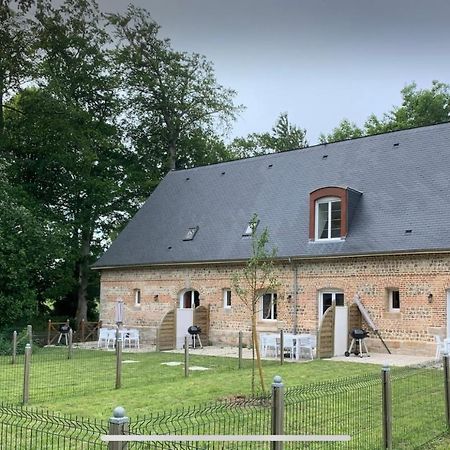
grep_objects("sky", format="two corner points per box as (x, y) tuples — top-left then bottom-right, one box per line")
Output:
(101, 0), (450, 144)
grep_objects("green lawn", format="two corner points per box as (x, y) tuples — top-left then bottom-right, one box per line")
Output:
(1, 347), (380, 418)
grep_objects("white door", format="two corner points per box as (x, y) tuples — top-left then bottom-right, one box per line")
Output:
(334, 306), (348, 356)
(447, 291), (450, 338)
(176, 309), (193, 349)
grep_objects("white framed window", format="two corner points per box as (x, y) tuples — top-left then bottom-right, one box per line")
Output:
(389, 289), (400, 311)
(179, 290), (200, 309)
(223, 289), (232, 308)
(315, 197), (342, 241)
(319, 290), (344, 320)
(261, 293), (277, 320)
(134, 289), (141, 306)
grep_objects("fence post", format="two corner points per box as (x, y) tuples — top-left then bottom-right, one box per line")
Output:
(115, 337), (123, 389)
(184, 335), (189, 378)
(27, 324), (32, 350)
(444, 354), (450, 427)
(381, 364), (392, 450)
(22, 344), (31, 405)
(12, 331), (17, 364)
(238, 331), (243, 369)
(271, 375), (284, 450)
(108, 406), (129, 450)
(47, 320), (51, 346)
(68, 328), (73, 359)
(280, 330), (284, 365)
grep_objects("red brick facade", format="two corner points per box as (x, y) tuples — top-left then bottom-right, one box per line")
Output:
(99, 252), (450, 356)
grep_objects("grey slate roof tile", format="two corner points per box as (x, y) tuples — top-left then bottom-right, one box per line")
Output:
(93, 122), (450, 268)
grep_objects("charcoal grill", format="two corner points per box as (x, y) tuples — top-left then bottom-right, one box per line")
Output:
(345, 328), (370, 358)
(187, 325), (203, 349)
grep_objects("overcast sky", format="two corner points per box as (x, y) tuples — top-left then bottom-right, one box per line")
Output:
(101, 0), (450, 144)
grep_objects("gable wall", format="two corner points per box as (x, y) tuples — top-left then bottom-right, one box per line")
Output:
(99, 252), (450, 355)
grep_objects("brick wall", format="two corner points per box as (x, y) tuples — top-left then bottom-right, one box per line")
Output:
(99, 253), (450, 355)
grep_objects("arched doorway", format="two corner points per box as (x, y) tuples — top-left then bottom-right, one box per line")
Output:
(176, 289), (200, 348)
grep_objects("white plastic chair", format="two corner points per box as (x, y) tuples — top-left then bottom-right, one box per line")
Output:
(435, 335), (446, 359)
(298, 335), (314, 360)
(124, 329), (140, 349)
(106, 329), (117, 349)
(261, 334), (279, 357)
(282, 334), (296, 359)
(97, 328), (109, 348)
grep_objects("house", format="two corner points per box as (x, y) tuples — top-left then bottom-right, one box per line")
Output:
(93, 122), (450, 356)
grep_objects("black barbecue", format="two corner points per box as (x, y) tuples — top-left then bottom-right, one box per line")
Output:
(187, 325), (203, 348)
(345, 328), (370, 357)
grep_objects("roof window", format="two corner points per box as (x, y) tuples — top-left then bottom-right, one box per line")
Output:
(183, 226), (199, 241)
(242, 219), (259, 237)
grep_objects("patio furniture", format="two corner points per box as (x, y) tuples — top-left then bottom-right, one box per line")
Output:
(261, 334), (279, 357)
(297, 334), (314, 360)
(435, 335), (446, 359)
(124, 329), (140, 349)
(281, 333), (297, 359)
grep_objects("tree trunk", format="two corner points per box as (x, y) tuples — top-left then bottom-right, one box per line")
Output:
(0, 77), (4, 138)
(75, 228), (91, 325)
(168, 142), (176, 170)
(252, 312), (266, 394)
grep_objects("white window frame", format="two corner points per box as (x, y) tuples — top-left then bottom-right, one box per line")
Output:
(223, 289), (232, 309)
(318, 290), (344, 321)
(260, 292), (277, 321)
(389, 289), (400, 312)
(315, 196), (342, 241)
(179, 290), (200, 309)
(134, 289), (141, 306)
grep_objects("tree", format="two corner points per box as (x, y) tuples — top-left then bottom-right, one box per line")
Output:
(230, 112), (308, 158)
(108, 5), (241, 173)
(319, 119), (363, 144)
(320, 81), (450, 143)
(231, 215), (279, 395)
(0, 0), (35, 137)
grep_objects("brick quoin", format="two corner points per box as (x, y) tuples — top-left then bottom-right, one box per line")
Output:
(99, 253), (450, 356)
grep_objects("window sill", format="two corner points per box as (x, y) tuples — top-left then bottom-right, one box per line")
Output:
(311, 237), (346, 243)
(384, 311), (401, 320)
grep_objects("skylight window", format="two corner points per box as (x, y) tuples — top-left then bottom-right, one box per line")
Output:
(183, 226), (199, 241)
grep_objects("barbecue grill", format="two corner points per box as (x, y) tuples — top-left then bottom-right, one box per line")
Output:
(345, 328), (370, 358)
(187, 325), (203, 349)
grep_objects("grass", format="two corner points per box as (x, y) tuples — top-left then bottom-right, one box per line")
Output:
(1, 347), (380, 418)
(0, 347), (448, 449)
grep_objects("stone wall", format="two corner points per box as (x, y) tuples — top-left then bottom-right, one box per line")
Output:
(98, 253), (450, 355)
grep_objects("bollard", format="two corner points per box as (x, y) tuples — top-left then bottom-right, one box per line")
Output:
(108, 406), (129, 450)
(68, 328), (73, 359)
(115, 337), (122, 389)
(381, 365), (392, 450)
(280, 330), (284, 366)
(271, 375), (284, 450)
(184, 335), (189, 378)
(444, 354), (450, 427)
(238, 331), (243, 369)
(22, 344), (31, 405)
(12, 331), (17, 365)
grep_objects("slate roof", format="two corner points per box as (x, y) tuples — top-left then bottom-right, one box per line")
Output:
(93, 122), (450, 268)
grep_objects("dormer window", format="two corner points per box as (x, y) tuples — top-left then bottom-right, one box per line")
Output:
(316, 197), (341, 240)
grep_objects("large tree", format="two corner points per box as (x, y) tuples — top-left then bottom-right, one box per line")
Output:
(108, 5), (241, 175)
(230, 112), (308, 158)
(320, 81), (450, 143)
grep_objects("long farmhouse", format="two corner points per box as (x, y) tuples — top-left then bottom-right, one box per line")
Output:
(93, 122), (450, 356)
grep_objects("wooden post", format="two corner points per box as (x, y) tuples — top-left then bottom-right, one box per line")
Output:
(81, 319), (85, 342)
(47, 320), (51, 346)
(22, 344), (31, 405)
(444, 354), (450, 427)
(115, 337), (122, 389)
(280, 330), (284, 365)
(382, 365), (392, 450)
(68, 328), (73, 359)
(184, 335), (189, 378)
(271, 375), (284, 450)
(27, 325), (32, 349)
(11, 331), (17, 365)
(238, 331), (243, 369)
(108, 407), (129, 450)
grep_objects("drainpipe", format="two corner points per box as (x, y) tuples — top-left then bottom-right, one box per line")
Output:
(290, 259), (299, 334)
